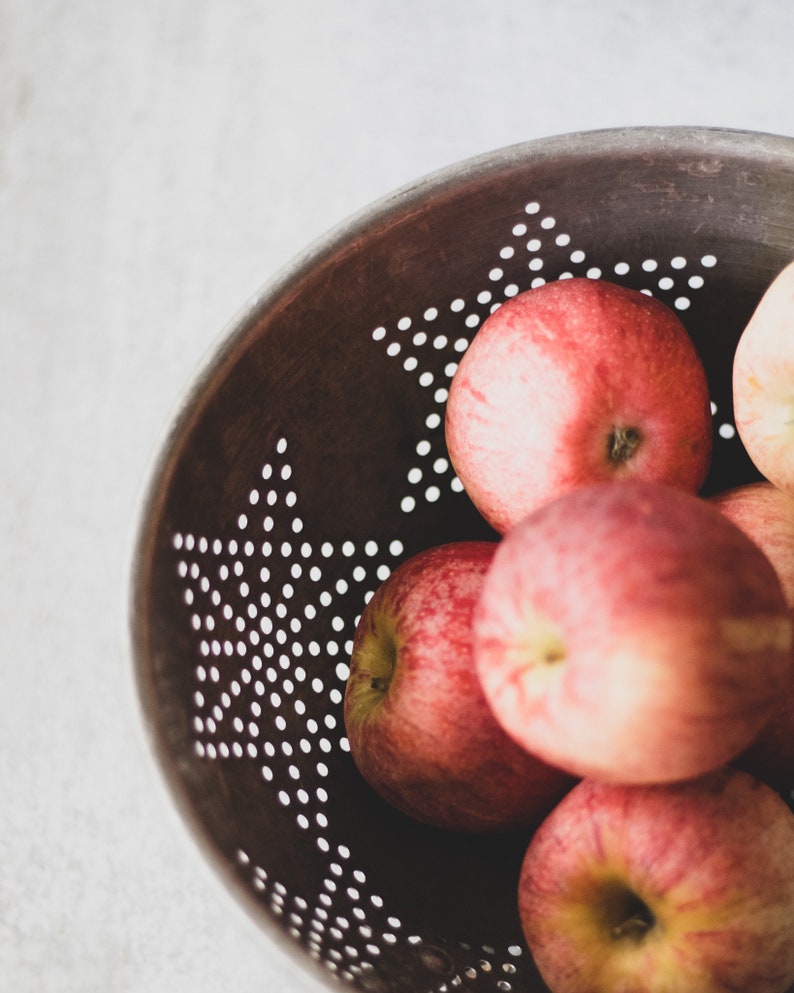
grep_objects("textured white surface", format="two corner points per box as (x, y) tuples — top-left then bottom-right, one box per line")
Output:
(2, 1), (794, 990)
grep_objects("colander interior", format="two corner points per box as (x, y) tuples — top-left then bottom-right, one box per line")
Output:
(132, 127), (794, 993)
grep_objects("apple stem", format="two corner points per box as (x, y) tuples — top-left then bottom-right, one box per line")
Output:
(608, 426), (642, 463)
(370, 676), (391, 692)
(599, 882), (658, 944)
(611, 902), (656, 942)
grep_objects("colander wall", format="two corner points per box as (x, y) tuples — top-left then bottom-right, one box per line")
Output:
(131, 127), (794, 993)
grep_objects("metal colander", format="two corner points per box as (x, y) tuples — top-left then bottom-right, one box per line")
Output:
(131, 126), (794, 993)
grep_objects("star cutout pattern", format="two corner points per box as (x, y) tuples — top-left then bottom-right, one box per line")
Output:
(169, 196), (723, 990)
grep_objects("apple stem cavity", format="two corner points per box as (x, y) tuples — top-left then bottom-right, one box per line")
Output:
(347, 615), (400, 719)
(601, 882), (657, 944)
(608, 425), (642, 464)
(524, 616), (567, 672)
(542, 645), (565, 666)
(368, 624), (398, 697)
(611, 903), (656, 942)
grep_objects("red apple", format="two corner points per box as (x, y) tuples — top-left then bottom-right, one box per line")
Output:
(445, 278), (713, 534)
(343, 541), (575, 833)
(711, 481), (794, 792)
(733, 260), (794, 496)
(710, 481), (794, 612)
(474, 480), (793, 784)
(518, 768), (794, 993)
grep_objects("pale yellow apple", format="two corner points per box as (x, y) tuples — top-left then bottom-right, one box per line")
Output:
(733, 260), (794, 495)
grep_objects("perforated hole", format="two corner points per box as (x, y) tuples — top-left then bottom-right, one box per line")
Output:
(169, 193), (726, 991)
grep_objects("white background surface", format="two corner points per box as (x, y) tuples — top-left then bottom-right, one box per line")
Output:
(2, 1), (794, 990)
